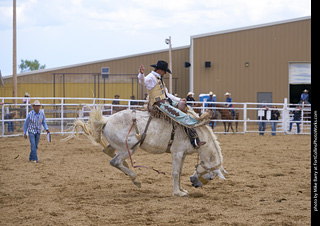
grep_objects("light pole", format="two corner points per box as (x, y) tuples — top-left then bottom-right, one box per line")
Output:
(165, 36), (172, 93)
(13, 0), (17, 104)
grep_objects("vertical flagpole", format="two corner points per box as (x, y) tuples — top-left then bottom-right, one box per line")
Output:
(168, 36), (172, 94)
(13, 0), (18, 105)
(165, 36), (172, 93)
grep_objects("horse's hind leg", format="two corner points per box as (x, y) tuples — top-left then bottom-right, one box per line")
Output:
(102, 143), (129, 168)
(102, 143), (116, 157)
(230, 122), (234, 133)
(110, 152), (141, 188)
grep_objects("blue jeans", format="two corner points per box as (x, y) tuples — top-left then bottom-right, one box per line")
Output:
(271, 122), (277, 136)
(259, 122), (266, 135)
(5, 122), (14, 132)
(29, 133), (41, 162)
(289, 120), (300, 134)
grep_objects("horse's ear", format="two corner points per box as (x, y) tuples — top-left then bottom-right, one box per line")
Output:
(214, 169), (226, 180)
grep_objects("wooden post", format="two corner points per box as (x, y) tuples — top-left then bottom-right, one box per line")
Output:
(13, 0), (17, 105)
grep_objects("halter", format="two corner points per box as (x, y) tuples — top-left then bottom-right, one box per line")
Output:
(195, 161), (221, 177)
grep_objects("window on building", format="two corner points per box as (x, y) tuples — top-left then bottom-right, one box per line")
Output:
(289, 62), (311, 104)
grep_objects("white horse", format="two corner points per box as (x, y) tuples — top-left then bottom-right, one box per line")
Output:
(66, 106), (226, 197)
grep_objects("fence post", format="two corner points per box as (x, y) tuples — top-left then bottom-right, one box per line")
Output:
(282, 98), (288, 133)
(243, 103), (247, 133)
(61, 98), (64, 135)
(1, 98), (4, 136)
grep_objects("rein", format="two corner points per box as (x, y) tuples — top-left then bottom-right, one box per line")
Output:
(125, 113), (165, 175)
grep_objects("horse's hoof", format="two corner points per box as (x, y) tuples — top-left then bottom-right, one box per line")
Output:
(180, 188), (189, 194)
(133, 179), (141, 188)
(173, 191), (188, 197)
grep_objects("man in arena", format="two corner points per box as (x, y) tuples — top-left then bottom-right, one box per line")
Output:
(23, 100), (50, 163)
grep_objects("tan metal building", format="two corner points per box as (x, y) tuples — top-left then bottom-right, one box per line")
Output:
(1, 16), (311, 105)
(1, 47), (190, 104)
(190, 16), (311, 104)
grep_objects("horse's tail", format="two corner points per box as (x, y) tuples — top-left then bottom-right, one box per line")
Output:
(63, 105), (108, 146)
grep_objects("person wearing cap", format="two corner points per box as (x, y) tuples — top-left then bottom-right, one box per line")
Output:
(186, 92), (195, 106)
(206, 92), (217, 127)
(288, 105), (302, 134)
(4, 111), (17, 133)
(225, 92), (235, 118)
(23, 92), (30, 104)
(112, 94), (120, 105)
(138, 60), (207, 149)
(23, 100), (50, 163)
(299, 89), (310, 104)
(258, 105), (269, 135)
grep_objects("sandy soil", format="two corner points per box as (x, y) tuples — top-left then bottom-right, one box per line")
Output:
(0, 133), (311, 226)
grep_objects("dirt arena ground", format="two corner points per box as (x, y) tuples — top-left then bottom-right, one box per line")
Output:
(0, 133), (311, 225)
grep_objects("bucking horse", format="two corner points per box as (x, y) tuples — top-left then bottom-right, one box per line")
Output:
(65, 106), (227, 197)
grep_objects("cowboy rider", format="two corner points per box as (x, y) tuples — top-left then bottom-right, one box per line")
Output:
(138, 60), (207, 149)
(225, 92), (235, 119)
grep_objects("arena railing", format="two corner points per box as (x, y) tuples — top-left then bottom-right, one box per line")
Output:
(0, 97), (311, 137)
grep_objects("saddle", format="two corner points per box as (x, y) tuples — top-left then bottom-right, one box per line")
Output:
(130, 109), (176, 153)
(148, 99), (188, 114)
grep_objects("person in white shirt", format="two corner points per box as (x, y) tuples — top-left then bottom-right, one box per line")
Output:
(138, 60), (207, 149)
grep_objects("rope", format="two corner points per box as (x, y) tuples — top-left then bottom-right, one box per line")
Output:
(125, 122), (165, 175)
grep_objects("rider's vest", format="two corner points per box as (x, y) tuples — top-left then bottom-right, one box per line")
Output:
(149, 75), (167, 105)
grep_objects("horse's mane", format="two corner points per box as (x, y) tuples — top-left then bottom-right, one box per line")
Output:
(203, 125), (223, 165)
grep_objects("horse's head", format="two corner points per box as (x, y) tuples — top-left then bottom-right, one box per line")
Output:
(190, 138), (227, 188)
(190, 161), (226, 188)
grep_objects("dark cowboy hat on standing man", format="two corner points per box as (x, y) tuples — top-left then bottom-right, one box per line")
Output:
(150, 60), (172, 74)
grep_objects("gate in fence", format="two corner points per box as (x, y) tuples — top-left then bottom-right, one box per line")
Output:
(1, 97), (311, 137)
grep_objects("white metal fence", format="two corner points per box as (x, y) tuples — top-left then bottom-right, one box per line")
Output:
(1, 97), (311, 137)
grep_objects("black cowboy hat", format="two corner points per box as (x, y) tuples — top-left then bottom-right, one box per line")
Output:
(150, 60), (172, 74)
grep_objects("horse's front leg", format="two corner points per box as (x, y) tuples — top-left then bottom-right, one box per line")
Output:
(172, 152), (188, 197)
(178, 155), (188, 195)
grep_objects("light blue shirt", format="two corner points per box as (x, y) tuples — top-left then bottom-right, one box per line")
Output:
(23, 110), (49, 134)
(226, 97), (233, 107)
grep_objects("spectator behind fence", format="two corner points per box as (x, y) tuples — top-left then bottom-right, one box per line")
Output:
(206, 91), (217, 128)
(112, 94), (120, 105)
(186, 92), (195, 106)
(300, 89), (310, 104)
(288, 105), (302, 134)
(23, 92), (30, 104)
(271, 105), (280, 136)
(258, 105), (269, 135)
(4, 111), (17, 133)
(130, 95), (138, 106)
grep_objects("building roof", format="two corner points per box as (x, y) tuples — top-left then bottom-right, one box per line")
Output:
(191, 16), (310, 40)
(3, 45), (189, 79)
(3, 16), (310, 79)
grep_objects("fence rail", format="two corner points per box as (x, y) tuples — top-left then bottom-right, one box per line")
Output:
(1, 97), (311, 137)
